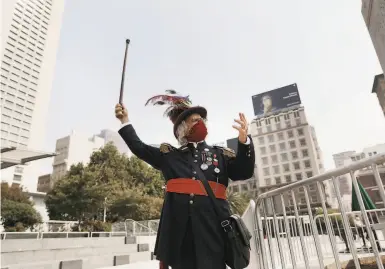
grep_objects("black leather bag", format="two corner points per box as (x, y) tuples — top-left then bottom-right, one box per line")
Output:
(199, 178), (252, 269)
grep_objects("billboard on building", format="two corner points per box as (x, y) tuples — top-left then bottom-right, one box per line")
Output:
(252, 83), (301, 117)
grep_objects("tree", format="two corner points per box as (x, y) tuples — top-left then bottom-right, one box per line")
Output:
(227, 190), (251, 215)
(1, 183), (42, 231)
(107, 189), (164, 222)
(126, 156), (165, 197)
(45, 165), (106, 221)
(45, 143), (165, 225)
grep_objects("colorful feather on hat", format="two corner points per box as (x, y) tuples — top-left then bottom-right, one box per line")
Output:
(145, 89), (192, 118)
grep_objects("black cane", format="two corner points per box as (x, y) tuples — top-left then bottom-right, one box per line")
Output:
(119, 39), (130, 104)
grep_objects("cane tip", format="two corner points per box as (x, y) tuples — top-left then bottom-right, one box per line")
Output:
(126, 39), (130, 44)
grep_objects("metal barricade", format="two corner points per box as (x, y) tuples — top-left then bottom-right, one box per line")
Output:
(254, 153), (385, 269)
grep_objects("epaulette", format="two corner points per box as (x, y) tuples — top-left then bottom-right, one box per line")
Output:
(159, 143), (175, 153)
(213, 145), (236, 158)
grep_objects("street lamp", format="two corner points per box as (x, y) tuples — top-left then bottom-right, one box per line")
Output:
(103, 197), (107, 223)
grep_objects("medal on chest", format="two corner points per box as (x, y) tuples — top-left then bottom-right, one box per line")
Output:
(200, 149), (220, 174)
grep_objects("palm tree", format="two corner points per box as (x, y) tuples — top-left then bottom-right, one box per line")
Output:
(227, 190), (251, 215)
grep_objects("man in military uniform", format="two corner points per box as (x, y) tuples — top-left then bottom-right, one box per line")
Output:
(115, 91), (255, 269)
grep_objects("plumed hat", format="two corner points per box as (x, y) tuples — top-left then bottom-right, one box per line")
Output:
(145, 90), (207, 138)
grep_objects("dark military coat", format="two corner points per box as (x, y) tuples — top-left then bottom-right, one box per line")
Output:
(119, 124), (255, 268)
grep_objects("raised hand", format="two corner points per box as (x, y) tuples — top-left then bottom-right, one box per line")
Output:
(115, 103), (129, 124)
(232, 113), (248, 143)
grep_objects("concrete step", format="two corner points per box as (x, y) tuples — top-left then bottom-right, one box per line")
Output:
(97, 260), (159, 269)
(2, 243), (149, 266)
(1, 237), (127, 252)
(4, 251), (153, 269)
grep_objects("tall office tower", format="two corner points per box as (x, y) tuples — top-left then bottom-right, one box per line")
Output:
(0, 0), (65, 190)
(362, 0), (385, 73)
(250, 84), (330, 214)
(371, 73), (385, 117)
(51, 131), (105, 182)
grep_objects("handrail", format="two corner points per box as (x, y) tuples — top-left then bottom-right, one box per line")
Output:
(1, 232), (40, 240)
(40, 232), (89, 238)
(1, 231), (128, 239)
(124, 219), (157, 235)
(256, 153), (385, 202)
(90, 232), (126, 237)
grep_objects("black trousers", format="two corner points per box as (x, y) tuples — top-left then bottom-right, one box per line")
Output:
(172, 218), (197, 269)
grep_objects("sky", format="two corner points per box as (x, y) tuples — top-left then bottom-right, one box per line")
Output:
(41, 0), (385, 173)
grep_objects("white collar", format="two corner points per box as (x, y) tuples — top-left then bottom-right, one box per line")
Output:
(182, 140), (205, 148)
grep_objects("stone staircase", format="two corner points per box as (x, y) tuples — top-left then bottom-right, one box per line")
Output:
(1, 236), (154, 269)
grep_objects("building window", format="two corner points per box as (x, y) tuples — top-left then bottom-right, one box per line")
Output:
(273, 165), (280, 174)
(271, 155), (278, 163)
(241, 184), (248, 192)
(256, 120), (262, 127)
(302, 149), (308, 157)
(265, 118), (271, 125)
(289, 140), (296, 149)
(300, 198), (306, 204)
(311, 195), (318, 203)
(258, 137), (265, 145)
(263, 168), (270, 176)
(298, 187), (305, 193)
(306, 171), (313, 178)
(287, 130), (294, 138)
(13, 175), (22, 181)
(284, 114), (290, 120)
(260, 147), (266, 155)
(297, 128), (304, 136)
(293, 111), (300, 118)
(283, 163), (290, 172)
(279, 142), (286, 151)
(309, 184), (316, 191)
(299, 138), (306, 146)
(296, 173), (302, 181)
(293, 162), (300, 170)
(268, 134), (274, 143)
(274, 116), (281, 123)
(262, 157), (268, 165)
(275, 177), (281, 185)
(269, 144), (276, 153)
(266, 178), (271, 186)
(285, 175), (292, 182)
(291, 151), (298, 159)
(281, 153), (288, 162)
(278, 132), (284, 140)
(304, 160), (311, 168)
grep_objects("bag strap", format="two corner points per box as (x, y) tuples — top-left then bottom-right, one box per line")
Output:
(188, 154), (232, 231)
